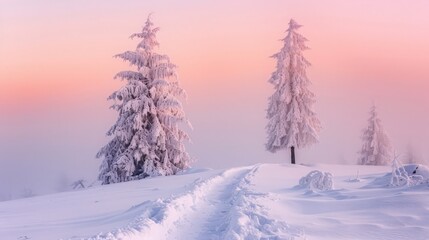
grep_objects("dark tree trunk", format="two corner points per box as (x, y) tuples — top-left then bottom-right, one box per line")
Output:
(291, 146), (296, 164)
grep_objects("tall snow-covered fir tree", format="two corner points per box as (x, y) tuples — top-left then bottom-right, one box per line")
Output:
(266, 19), (321, 164)
(358, 105), (392, 166)
(97, 16), (191, 184)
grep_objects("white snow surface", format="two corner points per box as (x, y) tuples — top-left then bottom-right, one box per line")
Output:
(1, 163), (429, 240)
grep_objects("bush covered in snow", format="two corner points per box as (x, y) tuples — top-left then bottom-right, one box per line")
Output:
(299, 170), (333, 191)
(390, 159), (429, 187)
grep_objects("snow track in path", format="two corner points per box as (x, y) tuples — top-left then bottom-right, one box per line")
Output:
(87, 165), (302, 240)
(173, 166), (254, 240)
(223, 165), (305, 240)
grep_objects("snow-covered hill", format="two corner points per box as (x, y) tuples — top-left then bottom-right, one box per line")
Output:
(1, 164), (429, 240)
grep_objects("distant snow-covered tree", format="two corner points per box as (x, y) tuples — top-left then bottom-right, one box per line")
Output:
(97, 16), (191, 184)
(71, 179), (86, 190)
(266, 19), (321, 164)
(358, 105), (392, 166)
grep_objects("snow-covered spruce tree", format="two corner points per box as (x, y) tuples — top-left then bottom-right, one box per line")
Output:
(266, 19), (321, 164)
(97, 17), (191, 184)
(358, 105), (392, 166)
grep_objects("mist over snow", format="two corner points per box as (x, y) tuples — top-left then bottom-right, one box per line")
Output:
(1, 1), (429, 239)
(0, 1), (429, 200)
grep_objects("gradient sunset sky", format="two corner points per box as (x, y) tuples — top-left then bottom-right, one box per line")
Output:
(1, 0), (428, 195)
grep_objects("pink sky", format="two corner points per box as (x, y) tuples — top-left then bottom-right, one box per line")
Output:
(1, 0), (428, 194)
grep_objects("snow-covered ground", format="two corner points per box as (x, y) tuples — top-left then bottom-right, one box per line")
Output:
(1, 163), (429, 240)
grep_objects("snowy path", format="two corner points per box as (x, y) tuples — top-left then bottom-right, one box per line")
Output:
(171, 167), (255, 240)
(89, 165), (302, 240)
(88, 166), (257, 239)
(4, 163), (427, 240)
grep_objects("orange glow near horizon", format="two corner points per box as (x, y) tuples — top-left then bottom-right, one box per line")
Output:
(0, 0), (429, 188)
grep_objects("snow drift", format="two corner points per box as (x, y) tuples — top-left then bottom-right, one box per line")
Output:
(1, 164), (429, 240)
(299, 170), (333, 191)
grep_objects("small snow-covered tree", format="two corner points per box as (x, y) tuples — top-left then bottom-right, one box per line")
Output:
(97, 16), (191, 184)
(266, 19), (321, 164)
(358, 105), (392, 165)
(71, 179), (86, 190)
(390, 154), (424, 187)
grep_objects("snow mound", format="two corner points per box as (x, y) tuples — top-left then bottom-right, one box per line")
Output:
(88, 171), (231, 239)
(401, 164), (429, 179)
(85, 165), (304, 240)
(3, 163), (429, 240)
(390, 163), (429, 187)
(225, 166), (305, 240)
(368, 164), (429, 188)
(299, 170), (333, 191)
